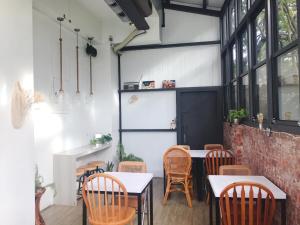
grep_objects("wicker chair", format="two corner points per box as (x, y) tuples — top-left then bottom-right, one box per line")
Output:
(220, 182), (276, 225)
(163, 146), (192, 207)
(82, 173), (136, 225)
(175, 145), (191, 150)
(219, 165), (252, 175)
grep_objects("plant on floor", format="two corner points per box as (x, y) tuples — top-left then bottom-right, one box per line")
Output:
(228, 108), (248, 124)
(90, 133), (112, 145)
(117, 143), (143, 162)
(106, 161), (114, 172)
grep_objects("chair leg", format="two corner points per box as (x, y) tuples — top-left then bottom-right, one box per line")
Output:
(206, 192), (210, 205)
(163, 180), (171, 205)
(184, 182), (192, 208)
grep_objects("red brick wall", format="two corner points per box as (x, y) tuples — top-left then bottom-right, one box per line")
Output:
(224, 122), (300, 225)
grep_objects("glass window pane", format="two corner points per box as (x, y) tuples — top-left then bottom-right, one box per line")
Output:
(232, 44), (237, 78)
(229, 0), (236, 35)
(242, 31), (248, 73)
(277, 0), (298, 49)
(255, 65), (268, 118)
(278, 48), (299, 121)
(222, 14), (227, 45)
(255, 9), (266, 63)
(239, 0), (247, 21)
(231, 82), (237, 109)
(241, 75), (250, 112)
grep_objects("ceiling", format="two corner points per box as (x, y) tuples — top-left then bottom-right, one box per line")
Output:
(171, 0), (225, 10)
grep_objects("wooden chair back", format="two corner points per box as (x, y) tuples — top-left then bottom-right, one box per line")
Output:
(219, 165), (252, 175)
(220, 182), (276, 225)
(118, 161), (147, 173)
(175, 145), (191, 150)
(204, 144), (224, 150)
(205, 149), (235, 175)
(163, 146), (192, 177)
(82, 173), (130, 225)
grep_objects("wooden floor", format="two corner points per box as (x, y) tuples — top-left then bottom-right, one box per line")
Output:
(42, 178), (210, 225)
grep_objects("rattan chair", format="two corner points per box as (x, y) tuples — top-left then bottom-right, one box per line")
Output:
(163, 146), (192, 208)
(219, 165), (252, 175)
(204, 144), (224, 151)
(82, 173), (136, 225)
(118, 161), (148, 225)
(220, 182), (276, 225)
(175, 145), (191, 150)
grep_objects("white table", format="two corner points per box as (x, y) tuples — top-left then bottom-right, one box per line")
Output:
(208, 175), (287, 225)
(83, 172), (154, 225)
(189, 150), (210, 158)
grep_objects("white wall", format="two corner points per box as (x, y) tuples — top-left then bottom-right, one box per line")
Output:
(119, 10), (221, 177)
(0, 0), (35, 225)
(33, 1), (119, 209)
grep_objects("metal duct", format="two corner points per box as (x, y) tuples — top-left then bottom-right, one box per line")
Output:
(132, 0), (152, 17)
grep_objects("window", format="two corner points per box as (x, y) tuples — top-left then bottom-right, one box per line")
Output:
(277, 48), (299, 121)
(241, 30), (248, 74)
(241, 75), (250, 112)
(255, 65), (268, 118)
(231, 82), (238, 109)
(222, 13), (227, 46)
(255, 9), (266, 63)
(229, 0), (236, 35)
(239, 0), (247, 21)
(276, 0), (298, 49)
(232, 43), (237, 78)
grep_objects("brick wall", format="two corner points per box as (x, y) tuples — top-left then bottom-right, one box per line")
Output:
(223, 122), (300, 225)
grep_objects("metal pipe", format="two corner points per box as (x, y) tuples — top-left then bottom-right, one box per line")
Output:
(74, 28), (80, 94)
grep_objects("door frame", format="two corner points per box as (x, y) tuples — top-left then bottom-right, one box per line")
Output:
(176, 86), (224, 146)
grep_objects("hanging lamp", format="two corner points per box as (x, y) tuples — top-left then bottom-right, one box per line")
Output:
(57, 17), (64, 96)
(74, 28), (80, 94)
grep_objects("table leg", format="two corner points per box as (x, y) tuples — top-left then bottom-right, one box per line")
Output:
(209, 184), (213, 225)
(138, 194), (142, 225)
(150, 180), (154, 225)
(215, 198), (220, 225)
(281, 200), (286, 225)
(82, 199), (87, 225)
(163, 167), (166, 194)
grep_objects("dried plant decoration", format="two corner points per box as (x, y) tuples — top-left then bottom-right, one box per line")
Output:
(11, 81), (31, 129)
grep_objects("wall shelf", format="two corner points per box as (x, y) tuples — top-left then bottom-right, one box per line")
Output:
(120, 129), (177, 132)
(119, 88), (177, 93)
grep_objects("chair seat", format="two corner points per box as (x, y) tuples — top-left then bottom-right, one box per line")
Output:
(88, 206), (136, 225)
(88, 161), (105, 168)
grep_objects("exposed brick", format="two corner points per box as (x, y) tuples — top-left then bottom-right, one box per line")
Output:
(224, 122), (300, 225)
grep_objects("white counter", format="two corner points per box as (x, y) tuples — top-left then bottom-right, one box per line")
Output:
(53, 143), (111, 206)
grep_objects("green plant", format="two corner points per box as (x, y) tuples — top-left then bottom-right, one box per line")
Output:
(35, 165), (56, 195)
(228, 108), (248, 123)
(90, 133), (112, 145)
(117, 143), (143, 162)
(106, 161), (114, 172)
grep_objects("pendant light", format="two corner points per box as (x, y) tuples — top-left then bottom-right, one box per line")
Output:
(88, 37), (94, 96)
(74, 28), (80, 94)
(57, 17), (64, 96)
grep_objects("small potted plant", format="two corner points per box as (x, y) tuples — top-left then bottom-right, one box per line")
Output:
(228, 108), (248, 125)
(90, 133), (112, 147)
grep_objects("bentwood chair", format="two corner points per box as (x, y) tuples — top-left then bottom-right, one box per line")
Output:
(204, 144), (224, 151)
(82, 173), (136, 225)
(118, 161), (148, 225)
(163, 146), (192, 208)
(219, 182), (276, 225)
(219, 165), (252, 176)
(205, 149), (235, 204)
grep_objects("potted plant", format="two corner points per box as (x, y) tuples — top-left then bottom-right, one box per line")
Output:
(117, 143), (143, 162)
(228, 108), (248, 125)
(90, 133), (112, 147)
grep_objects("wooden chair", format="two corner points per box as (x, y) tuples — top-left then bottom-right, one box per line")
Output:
(82, 173), (136, 225)
(88, 160), (106, 173)
(118, 161), (148, 225)
(219, 165), (252, 175)
(219, 182), (276, 225)
(163, 146), (192, 208)
(175, 145), (191, 150)
(205, 149), (235, 204)
(204, 144), (224, 151)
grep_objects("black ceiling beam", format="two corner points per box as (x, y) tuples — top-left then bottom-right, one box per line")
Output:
(115, 0), (149, 30)
(203, 0), (207, 9)
(164, 3), (221, 17)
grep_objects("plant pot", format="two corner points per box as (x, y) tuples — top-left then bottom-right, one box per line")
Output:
(35, 187), (46, 225)
(233, 118), (239, 125)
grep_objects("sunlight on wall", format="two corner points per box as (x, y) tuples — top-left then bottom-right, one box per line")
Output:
(0, 83), (8, 106)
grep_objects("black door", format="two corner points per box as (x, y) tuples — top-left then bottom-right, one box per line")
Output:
(177, 87), (223, 149)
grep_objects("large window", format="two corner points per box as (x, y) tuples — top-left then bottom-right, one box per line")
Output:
(221, 0), (300, 132)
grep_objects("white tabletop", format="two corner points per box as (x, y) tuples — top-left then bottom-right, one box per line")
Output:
(208, 175), (286, 199)
(189, 150), (210, 158)
(88, 172), (153, 194)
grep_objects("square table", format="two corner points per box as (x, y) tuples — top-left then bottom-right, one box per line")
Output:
(82, 172), (154, 225)
(208, 175), (287, 225)
(163, 150), (210, 201)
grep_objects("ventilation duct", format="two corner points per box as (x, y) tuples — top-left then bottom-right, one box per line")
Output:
(112, 29), (146, 53)
(104, 0), (151, 30)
